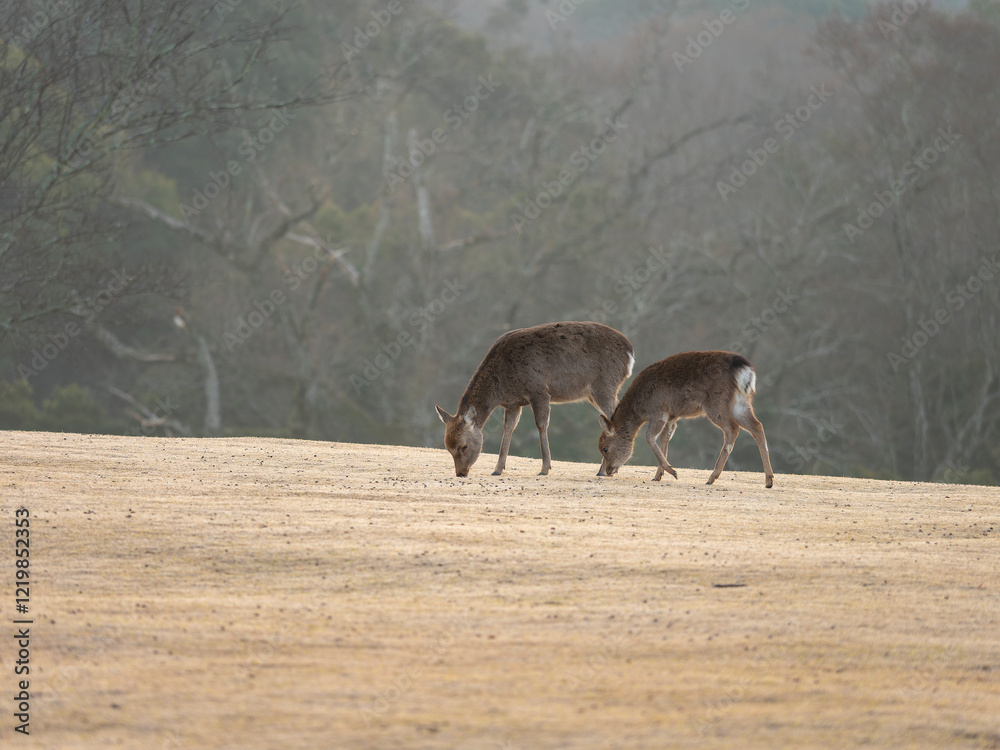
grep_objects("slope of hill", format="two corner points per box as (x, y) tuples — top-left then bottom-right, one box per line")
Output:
(1, 431), (997, 749)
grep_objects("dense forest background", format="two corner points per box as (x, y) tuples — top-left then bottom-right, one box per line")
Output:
(2, 0), (998, 484)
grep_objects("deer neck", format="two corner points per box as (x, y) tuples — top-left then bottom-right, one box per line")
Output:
(458, 378), (497, 429)
(612, 398), (645, 442)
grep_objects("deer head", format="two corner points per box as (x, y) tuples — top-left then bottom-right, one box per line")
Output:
(435, 405), (483, 477)
(596, 412), (635, 477)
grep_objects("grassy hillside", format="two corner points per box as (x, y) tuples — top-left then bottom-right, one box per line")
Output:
(1, 431), (997, 748)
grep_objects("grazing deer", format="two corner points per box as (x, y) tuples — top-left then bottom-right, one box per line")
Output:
(435, 322), (634, 477)
(597, 351), (774, 487)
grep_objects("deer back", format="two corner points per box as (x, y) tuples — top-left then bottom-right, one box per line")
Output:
(460, 322), (633, 412)
(616, 351), (753, 426)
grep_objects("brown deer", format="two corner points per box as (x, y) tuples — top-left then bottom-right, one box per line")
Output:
(597, 351), (774, 487)
(435, 321), (634, 477)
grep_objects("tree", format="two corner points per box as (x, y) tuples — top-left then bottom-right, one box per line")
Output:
(813, 4), (1000, 481)
(0, 0), (351, 345)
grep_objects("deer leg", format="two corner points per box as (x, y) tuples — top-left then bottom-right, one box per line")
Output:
(530, 398), (552, 475)
(657, 420), (678, 480)
(735, 409), (774, 488)
(492, 406), (522, 476)
(590, 387), (618, 423)
(646, 419), (677, 481)
(660, 420), (677, 456)
(591, 391), (617, 479)
(707, 420), (741, 485)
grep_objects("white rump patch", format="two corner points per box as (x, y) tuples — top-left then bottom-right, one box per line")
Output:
(733, 395), (751, 419)
(626, 351), (635, 378)
(736, 365), (756, 395)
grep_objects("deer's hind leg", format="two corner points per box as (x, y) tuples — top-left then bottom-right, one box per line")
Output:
(706, 417), (741, 486)
(734, 403), (774, 488)
(589, 384), (620, 423)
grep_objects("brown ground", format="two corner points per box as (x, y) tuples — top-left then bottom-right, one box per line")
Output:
(0, 430), (998, 749)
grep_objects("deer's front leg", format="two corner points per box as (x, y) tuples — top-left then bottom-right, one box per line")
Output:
(492, 406), (522, 476)
(646, 419), (677, 481)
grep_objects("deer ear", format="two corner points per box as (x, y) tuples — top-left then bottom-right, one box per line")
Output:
(463, 406), (476, 426)
(599, 414), (614, 434)
(435, 405), (453, 424)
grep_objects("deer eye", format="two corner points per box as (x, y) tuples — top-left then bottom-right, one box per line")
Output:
(459, 445), (468, 454)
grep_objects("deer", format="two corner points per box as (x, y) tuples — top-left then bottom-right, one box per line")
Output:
(435, 321), (634, 477)
(597, 350), (774, 488)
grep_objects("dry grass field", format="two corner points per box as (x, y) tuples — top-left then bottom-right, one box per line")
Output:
(1, 430), (998, 749)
